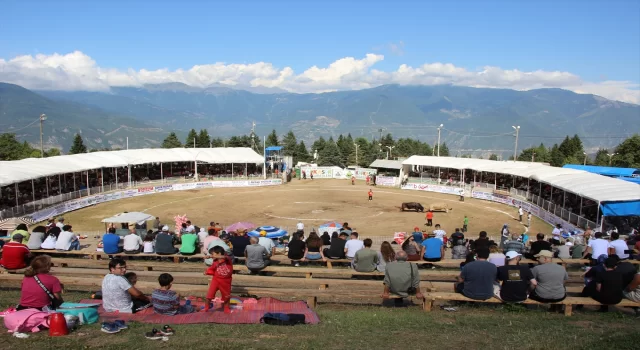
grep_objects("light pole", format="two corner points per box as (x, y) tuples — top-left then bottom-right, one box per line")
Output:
(512, 125), (520, 161)
(583, 152), (587, 165)
(437, 124), (443, 157)
(386, 146), (395, 160)
(39, 114), (47, 157)
(353, 143), (359, 165)
(532, 150), (536, 163)
(607, 153), (617, 166)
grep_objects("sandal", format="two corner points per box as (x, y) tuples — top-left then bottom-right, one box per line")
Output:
(160, 325), (175, 335)
(145, 329), (168, 340)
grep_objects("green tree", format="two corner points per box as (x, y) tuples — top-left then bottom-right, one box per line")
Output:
(296, 141), (310, 164)
(489, 154), (498, 161)
(336, 134), (354, 166)
(613, 134), (640, 167)
(311, 137), (327, 157)
(549, 144), (565, 167)
(266, 129), (279, 147)
(45, 148), (61, 157)
(196, 129), (211, 148)
(282, 131), (298, 158)
(211, 137), (224, 147)
(0, 133), (34, 160)
(318, 137), (343, 166)
(593, 148), (610, 166)
(162, 132), (183, 148)
(69, 133), (87, 154)
(435, 142), (450, 157)
(185, 129), (198, 147)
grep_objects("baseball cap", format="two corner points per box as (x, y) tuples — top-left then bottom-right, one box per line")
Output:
(12, 233), (24, 242)
(220, 232), (229, 240)
(534, 250), (554, 258)
(162, 225), (169, 231)
(505, 251), (521, 260)
(565, 242), (574, 247)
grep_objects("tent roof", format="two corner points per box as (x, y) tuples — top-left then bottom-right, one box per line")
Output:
(562, 164), (640, 177)
(402, 156), (640, 203)
(0, 148), (264, 187)
(369, 159), (403, 170)
(101, 212), (155, 224)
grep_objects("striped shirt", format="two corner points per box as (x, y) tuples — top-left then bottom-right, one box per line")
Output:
(151, 289), (179, 315)
(503, 240), (525, 254)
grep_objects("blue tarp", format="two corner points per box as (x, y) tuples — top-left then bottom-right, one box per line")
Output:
(601, 200), (640, 216)
(618, 177), (640, 185)
(563, 164), (640, 177)
(265, 146), (283, 151)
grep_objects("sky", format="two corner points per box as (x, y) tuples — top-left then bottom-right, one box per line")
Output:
(0, 0), (639, 103)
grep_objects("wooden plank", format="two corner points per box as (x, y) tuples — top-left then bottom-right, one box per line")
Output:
(426, 292), (640, 307)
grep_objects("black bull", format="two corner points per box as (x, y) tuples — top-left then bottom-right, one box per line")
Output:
(401, 202), (424, 212)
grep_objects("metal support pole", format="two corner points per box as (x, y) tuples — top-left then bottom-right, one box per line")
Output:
(161, 163), (164, 184)
(115, 168), (118, 189)
(232, 163), (234, 180)
(73, 173), (76, 192)
(58, 174), (61, 195)
(101, 168), (104, 192)
(15, 183), (19, 206)
(128, 165), (131, 188)
(263, 136), (266, 179)
(46, 177), (49, 197)
(31, 179), (35, 203)
(87, 171), (90, 196)
(579, 196), (583, 216)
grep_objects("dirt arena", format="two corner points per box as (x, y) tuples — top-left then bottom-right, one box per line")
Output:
(61, 179), (551, 241)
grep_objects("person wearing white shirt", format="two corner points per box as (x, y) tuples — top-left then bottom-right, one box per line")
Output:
(344, 232), (364, 259)
(123, 229), (143, 254)
(608, 232), (629, 259)
(551, 224), (563, 243)
(197, 228), (208, 245)
(56, 218), (65, 229)
(433, 224), (447, 242)
(296, 221), (304, 233)
(41, 232), (58, 249)
(518, 207), (523, 222)
(55, 225), (80, 251)
(583, 231), (609, 262)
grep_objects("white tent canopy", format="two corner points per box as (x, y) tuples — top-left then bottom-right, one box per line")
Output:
(402, 156), (640, 203)
(0, 147), (265, 187)
(101, 212), (155, 224)
(370, 159), (403, 170)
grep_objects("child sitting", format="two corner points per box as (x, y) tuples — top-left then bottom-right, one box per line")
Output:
(151, 273), (195, 315)
(125, 272), (138, 286)
(204, 246), (233, 313)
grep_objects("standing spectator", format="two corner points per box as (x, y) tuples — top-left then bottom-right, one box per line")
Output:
(402, 234), (422, 261)
(530, 250), (568, 305)
(344, 232), (364, 260)
(101, 258), (150, 313)
(608, 232), (629, 260)
(245, 237), (270, 273)
(382, 251), (422, 306)
(500, 224), (510, 249)
(454, 248), (496, 300)
(205, 246), (233, 313)
(353, 238), (379, 272)
(526, 233), (552, 260)
(102, 227), (122, 254)
(55, 225), (80, 251)
(26, 226), (46, 250)
(155, 226), (178, 255)
(0, 234), (31, 270)
(551, 224), (563, 245)
(421, 232), (444, 262)
(288, 232), (306, 264)
(123, 226), (143, 254)
(495, 251), (534, 302)
(425, 210), (434, 227)
(462, 215), (469, 233)
(325, 232), (348, 260)
(518, 206), (523, 222)
(303, 232), (326, 262)
(17, 255), (63, 310)
(377, 241), (396, 273)
(152, 217), (161, 230)
(11, 224), (30, 243)
(503, 234), (525, 254)
(582, 231), (609, 263)
(229, 231), (250, 258)
(432, 224), (447, 242)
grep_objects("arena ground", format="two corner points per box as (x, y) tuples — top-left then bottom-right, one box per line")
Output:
(61, 179), (550, 242)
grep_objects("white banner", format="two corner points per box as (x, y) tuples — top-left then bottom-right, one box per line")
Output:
(300, 167), (335, 179)
(402, 183), (464, 196)
(30, 179), (282, 223)
(376, 176), (398, 187)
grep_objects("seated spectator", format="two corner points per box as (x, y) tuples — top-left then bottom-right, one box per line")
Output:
(179, 229), (198, 255)
(495, 251), (534, 302)
(330, 232), (339, 244)
(152, 273), (194, 315)
(411, 227), (424, 245)
(56, 217), (65, 230)
(615, 257), (637, 288)
(555, 241), (571, 259)
(102, 227), (122, 254)
(201, 229), (219, 255)
(530, 250), (568, 304)
(608, 232), (629, 260)
(11, 223), (30, 242)
(123, 226), (143, 254)
(155, 226), (178, 255)
(450, 228), (464, 246)
(197, 227), (208, 245)
(321, 232), (331, 246)
(324, 232), (348, 259)
(258, 234), (276, 257)
(45, 218), (56, 232)
(469, 231), (494, 252)
(401, 234), (421, 261)
(40, 228), (60, 250)
(582, 231), (609, 263)
(288, 232), (306, 262)
(377, 241), (396, 273)
(623, 273), (640, 308)
(344, 232), (364, 259)
(55, 225), (80, 251)
(382, 251), (422, 306)
(26, 226), (47, 250)
(245, 237), (270, 273)
(101, 258), (150, 313)
(433, 224), (447, 241)
(125, 272), (138, 286)
(451, 239), (468, 260)
(303, 232), (326, 262)
(571, 242), (585, 259)
(585, 256), (624, 307)
(353, 238), (379, 272)
(142, 233), (155, 254)
(488, 245), (506, 267)
(229, 231), (250, 258)
(454, 247), (496, 300)
(17, 255), (63, 311)
(420, 232), (444, 262)
(0, 234), (31, 270)
(503, 233), (525, 254)
(525, 233), (552, 260)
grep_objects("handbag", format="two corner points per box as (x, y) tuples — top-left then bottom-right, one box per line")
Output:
(260, 312), (306, 326)
(58, 303), (100, 325)
(407, 264), (417, 295)
(33, 275), (63, 310)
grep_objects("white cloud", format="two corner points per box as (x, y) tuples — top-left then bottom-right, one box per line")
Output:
(0, 50), (638, 104)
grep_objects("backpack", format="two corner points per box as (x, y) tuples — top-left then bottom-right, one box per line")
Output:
(260, 313), (306, 326)
(58, 303), (100, 325)
(3, 309), (50, 333)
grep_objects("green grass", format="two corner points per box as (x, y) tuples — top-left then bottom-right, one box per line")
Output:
(1, 289), (639, 350)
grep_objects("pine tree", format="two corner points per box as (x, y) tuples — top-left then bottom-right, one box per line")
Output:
(613, 134), (640, 167)
(211, 137), (224, 147)
(282, 131), (297, 158)
(296, 141), (310, 163)
(437, 142), (450, 157)
(162, 132), (183, 148)
(311, 137), (327, 158)
(185, 129), (198, 148)
(318, 137), (343, 167)
(489, 154), (498, 161)
(69, 133), (87, 154)
(550, 144), (565, 167)
(266, 130), (279, 147)
(196, 129), (211, 148)
(593, 148), (610, 166)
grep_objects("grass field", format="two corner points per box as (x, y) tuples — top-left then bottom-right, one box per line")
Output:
(1, 289), (639, 350)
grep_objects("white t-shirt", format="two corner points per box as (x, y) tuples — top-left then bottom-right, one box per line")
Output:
(433, 229), (447, 241)
(551, 227), (562, 238)
(197, 231), (208, 244)
(588, 238), (609, 258)
(143, 241), (155, 253)
(518, 208), (523, 216)
(41, 235), (57, 249)
(187, 225), (195, 233)
(56, 222), (64, 229)
(123, 234), (143, 251)
(101, 274), (133, 313)
(296, 222), (304, 231)
(258, 237), (275, 254)
(345, 239), (364, 258)
(55, 231), (77, 250)
(608, 239), (629, 259)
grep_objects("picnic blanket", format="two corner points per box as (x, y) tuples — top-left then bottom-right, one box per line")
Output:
(79, 297), (320, 325)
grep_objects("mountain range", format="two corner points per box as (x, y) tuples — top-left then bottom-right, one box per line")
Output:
(0, 81), (638, 155)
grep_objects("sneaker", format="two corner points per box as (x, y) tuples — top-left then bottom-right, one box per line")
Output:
(113, 320), (128, 330)
(145, 329), (163, 340)
(160, 325), (175, 335)
(294, 263), (300, 267)
(101, 322), (121, 334)
(0, 307), (17, 317)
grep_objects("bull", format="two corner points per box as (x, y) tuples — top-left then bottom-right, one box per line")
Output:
(401, 202), (424, 212)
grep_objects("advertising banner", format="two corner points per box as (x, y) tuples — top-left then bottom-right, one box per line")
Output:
(402, 183), (463, 196)
(376, 176), (398, 187)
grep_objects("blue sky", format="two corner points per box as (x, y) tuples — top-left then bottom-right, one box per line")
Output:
(0, 0), (638, 102)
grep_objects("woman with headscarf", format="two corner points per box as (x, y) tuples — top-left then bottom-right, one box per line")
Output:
(500, 224), (510, 249)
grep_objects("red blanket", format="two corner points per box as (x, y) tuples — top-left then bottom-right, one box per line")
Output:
(79, 297), (320, 325)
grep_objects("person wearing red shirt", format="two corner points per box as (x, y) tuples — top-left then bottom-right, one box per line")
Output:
(368, 189), (373, 201)
(204, 246), (233, 313)
(425, 210), (434, 227)
(0, 234), (31, 270)
(18, 255), (63, 310)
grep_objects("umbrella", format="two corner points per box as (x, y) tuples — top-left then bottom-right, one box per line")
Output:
(247, 225), (288, 239)
(225, 222), (256, 232)
(0, 216), (36, 232)
(319, 221), (343, 229)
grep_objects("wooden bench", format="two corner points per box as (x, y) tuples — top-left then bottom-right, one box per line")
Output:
(422, 292), (640, 316)
(30, 249), (96, 257)
(93, 251), (207, 263)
